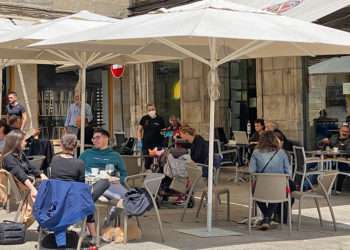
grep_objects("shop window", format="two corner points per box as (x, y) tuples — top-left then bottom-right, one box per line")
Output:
(153, 62), (180, 123)
(38, 65), (108, 139)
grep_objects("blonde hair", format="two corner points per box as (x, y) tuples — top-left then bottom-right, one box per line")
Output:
(179, 125), (196, 136)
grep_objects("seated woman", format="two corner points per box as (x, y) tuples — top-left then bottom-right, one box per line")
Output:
(1, 130), (48, 226)
(249, 131), (292, 230)
(49, 133), (110, 245)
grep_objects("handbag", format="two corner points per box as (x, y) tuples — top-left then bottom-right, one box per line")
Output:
(0, 220), (25, 245)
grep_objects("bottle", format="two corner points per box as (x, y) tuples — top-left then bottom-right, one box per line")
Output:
(247, 120), (251, 136)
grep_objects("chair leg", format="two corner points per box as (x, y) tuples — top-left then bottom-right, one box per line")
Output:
(215, 169), (220, 185)
(281, 202), (284, 230)
(288, 198), (292, 233)
(314, 198), (323, 228)
(123, 213), (128, 244)
(96, 207), (101, 247)
(136, 216), (141, 230)
(226, 191), (230, 221)
(298, 198), (303, 231)
(181, 191), (193, 222)
(196, 192), (206, 218)
(37, 228), (43, 250)
(77, 218), (87, 250)
(214, 193), (220, 223)
(154, 207), (165, 242)
(325, 197), (337, 232)
(248, 197), (252, 234)
(300, 175), (305, 192)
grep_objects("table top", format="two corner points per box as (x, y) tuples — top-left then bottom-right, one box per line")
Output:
(308, 150), (350, 157)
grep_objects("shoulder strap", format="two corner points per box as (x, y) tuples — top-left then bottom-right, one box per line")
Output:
(260, 150), (278, 173)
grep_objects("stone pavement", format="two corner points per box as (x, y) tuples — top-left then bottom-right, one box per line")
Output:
(1, 169), (350, 250)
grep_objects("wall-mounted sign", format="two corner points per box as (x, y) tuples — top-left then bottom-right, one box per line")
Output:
(110, 64), (125, 78)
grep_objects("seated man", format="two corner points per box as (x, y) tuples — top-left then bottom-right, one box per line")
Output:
(319, 125), (350, 151)
(80, 128), (127, 183)
(319, 125), (350, 192)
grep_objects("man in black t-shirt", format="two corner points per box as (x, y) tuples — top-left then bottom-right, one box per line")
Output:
(6, 91), (27, 130)
(137, 104), (165, 169)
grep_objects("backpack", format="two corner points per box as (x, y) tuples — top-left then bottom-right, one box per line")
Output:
(123, 188), (153, 216)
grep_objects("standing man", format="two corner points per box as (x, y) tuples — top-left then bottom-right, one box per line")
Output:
(137, 104), (165, 170)
(6, 91), (27, 131)
(64, 93), (93, 135)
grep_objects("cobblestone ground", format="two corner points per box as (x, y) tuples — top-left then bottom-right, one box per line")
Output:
(1, 170), (350, 250)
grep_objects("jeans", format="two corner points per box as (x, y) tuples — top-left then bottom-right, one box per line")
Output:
(87, 179), (110, 223)
(256, 202), (278, 220)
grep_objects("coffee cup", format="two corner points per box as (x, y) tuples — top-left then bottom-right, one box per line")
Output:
(333, 147), (339, 153)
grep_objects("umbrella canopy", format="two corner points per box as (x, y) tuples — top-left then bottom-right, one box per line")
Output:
(309, 56), (350, 74)
(31, 0), (350, 234)
(0, 10), (175, 148)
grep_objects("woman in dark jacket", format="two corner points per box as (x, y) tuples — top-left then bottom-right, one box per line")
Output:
(2, 130), (48, 200)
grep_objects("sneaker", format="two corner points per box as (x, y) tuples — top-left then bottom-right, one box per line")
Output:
(335, 190), (342, 195)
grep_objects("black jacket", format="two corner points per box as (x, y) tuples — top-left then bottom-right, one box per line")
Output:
(190, 135), (209, 164)
(3, 152), (41, 183)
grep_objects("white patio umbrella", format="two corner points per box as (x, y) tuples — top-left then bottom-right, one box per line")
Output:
(0, 18), (72, 128)
(0, 10), (175, 150)
(31, 0), (350, 235)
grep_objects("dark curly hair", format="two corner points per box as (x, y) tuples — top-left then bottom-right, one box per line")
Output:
(256, 131), (279, 152)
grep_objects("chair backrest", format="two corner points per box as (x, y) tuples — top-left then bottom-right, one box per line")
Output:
(251, 173), (289, 203)
(28, 155), (46, 171)
(115, 132), (126, 147)
(315, 171), (338, 196)
(144, 173), (164, 198)
(214, 139), (222, 155)
(122, 155), (141, 176)
(187, 165), (204, 192)
(0, 169), (26, 203)
(293, 146), (306, 172)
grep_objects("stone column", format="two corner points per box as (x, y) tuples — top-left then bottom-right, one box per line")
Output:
(256, 57), (304, 142)
(14, 64), (38, 129)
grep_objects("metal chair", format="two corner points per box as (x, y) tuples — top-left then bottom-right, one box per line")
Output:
(180, 164), (204, 221)
(292, 171), (338, 231)
(125, 173), (165, 243)
(214, 139), (238, 184)
(0, 169), (31, 218)
(248, 173), (292, 233)
(293, 146), (324, 191)
(28, 155), (46, 171)
(195, 163), (230, 223)
(122, 155), (142, 176)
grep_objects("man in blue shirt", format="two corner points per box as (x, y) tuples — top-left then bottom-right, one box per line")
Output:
(64, 93), (93, 135)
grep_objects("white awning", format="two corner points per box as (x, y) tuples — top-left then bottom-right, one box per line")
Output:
(229, 0), (350, 22)
(309, 56), (350, 74)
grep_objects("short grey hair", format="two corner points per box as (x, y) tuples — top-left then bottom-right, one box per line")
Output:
(61, 134), (78, 151)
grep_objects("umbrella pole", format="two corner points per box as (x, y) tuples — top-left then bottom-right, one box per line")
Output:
(16, 65), (33, 130)
(80, 64), (86, 154)
(0, 64), (4, 118)
(207, 96), (215, 232)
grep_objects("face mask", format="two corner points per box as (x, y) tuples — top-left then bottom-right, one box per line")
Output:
(148, 110), (156, 118)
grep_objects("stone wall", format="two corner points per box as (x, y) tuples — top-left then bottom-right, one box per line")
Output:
(0, 0), (130, 18)
(256, 57), (304, 143)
